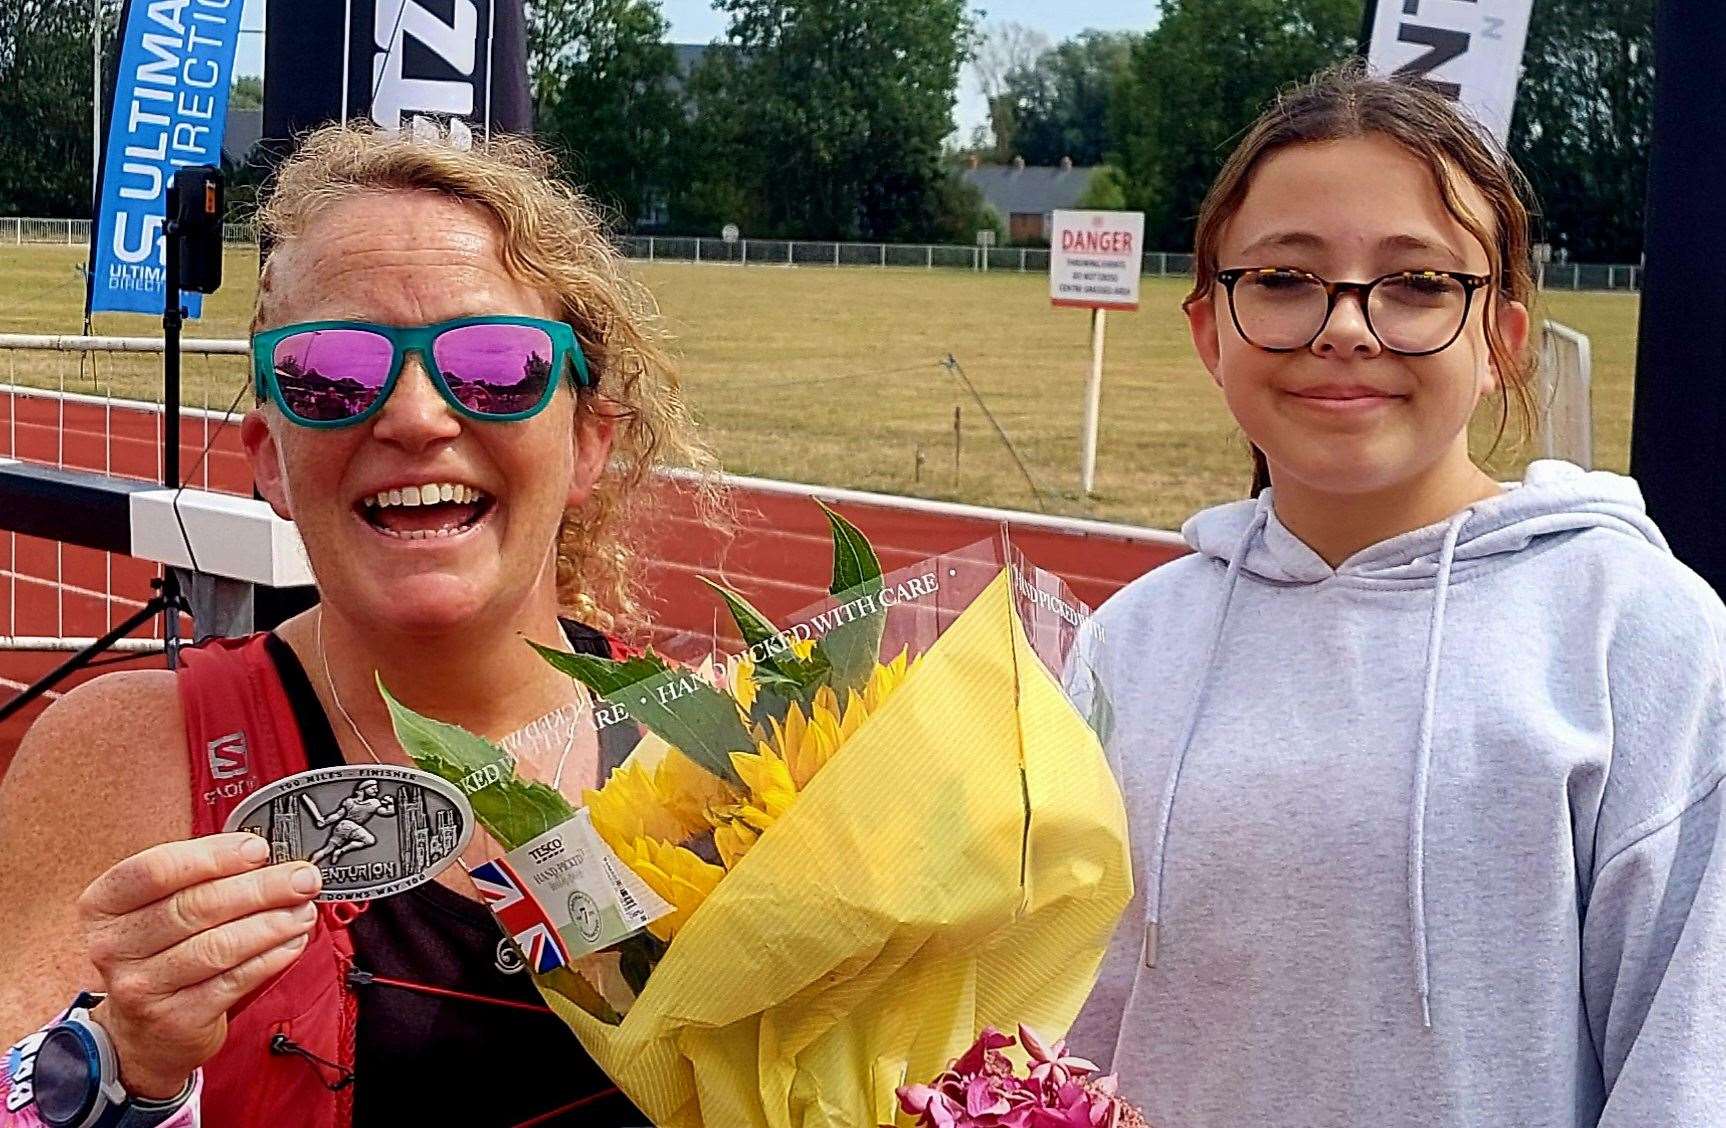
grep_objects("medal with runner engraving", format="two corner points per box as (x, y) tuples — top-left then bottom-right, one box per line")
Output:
(223, 764), (476, 902)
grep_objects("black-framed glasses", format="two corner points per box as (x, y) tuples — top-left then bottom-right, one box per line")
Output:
(1214, 267), (1492, 356)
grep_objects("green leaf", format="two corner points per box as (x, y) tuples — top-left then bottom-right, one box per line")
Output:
(813, 501), (888, 697)
(818, 500), (884, 599)
(379, 679), (575, 852)
(530, 644), (751, 787)
(698, 577), (830, 694)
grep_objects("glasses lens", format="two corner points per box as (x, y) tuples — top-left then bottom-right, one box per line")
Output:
(1231, 270), (1330, 349)
(1370, 273), (1469, 353)
(432, 322), (558, 417)
(272, 329), (394, 422)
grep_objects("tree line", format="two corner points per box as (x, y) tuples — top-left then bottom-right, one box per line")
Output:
(0, 0), (1652, 259)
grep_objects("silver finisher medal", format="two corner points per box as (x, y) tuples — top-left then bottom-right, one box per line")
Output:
(222, 765), (476, 902)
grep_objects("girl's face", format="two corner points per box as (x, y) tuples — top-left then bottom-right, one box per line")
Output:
(241, 191), (614, 637)
(1188, 134), (1529, 498)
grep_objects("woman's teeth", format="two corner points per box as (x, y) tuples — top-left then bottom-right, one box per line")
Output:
(364, 482), (484, 508)
(360, 482), (491, 539)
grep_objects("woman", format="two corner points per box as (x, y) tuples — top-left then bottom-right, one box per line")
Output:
(0, 124), (719, 1126)
(1067, 67), (1725, 1125)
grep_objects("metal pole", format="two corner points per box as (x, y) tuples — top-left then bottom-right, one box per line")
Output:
(162, 178), (185, 667)
(1080, 307), (1108, 495)
(92, 0), (102, 209)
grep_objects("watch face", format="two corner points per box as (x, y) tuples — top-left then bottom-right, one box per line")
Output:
(34, 1026), (98, 1127)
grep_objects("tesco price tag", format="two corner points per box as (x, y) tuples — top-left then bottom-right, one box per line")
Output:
(469, 810), (672, 972)
(1049, 210), (1146, 312)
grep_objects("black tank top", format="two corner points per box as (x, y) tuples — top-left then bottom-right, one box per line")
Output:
(262, 629), (649, 1128)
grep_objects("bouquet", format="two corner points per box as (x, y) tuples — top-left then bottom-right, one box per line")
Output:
(384, 503), (1132, 1126)
(897, 1026), (1149, 1128)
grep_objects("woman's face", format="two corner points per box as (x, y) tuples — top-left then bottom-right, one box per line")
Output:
(1188, 133), (1529, 498)
(242, 190), (613, 635)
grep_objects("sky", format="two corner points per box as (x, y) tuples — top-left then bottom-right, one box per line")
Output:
(232, 0), (1158, 136)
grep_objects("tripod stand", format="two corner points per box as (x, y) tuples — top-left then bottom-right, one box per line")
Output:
(0, 175), (217, 726)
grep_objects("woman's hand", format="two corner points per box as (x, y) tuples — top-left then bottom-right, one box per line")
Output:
(76, 833), (322, 1099)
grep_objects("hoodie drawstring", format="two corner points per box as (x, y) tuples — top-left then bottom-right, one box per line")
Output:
(1141, 497), (1271, 968)
(1408, 509), (1470, 1028)
(1141, 501), (1471, 1031)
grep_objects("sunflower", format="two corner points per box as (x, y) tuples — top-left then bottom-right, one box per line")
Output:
(767, 648), (916, 789)
(709, 743), (798, 868)
(611, 835), (725, 942)
(729, 636), (820, 715)
(709, 649), (919, 868)
(584, 759), (690, 849)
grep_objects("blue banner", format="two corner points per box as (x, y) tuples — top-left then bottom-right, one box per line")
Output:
(88, 0), (244, 318)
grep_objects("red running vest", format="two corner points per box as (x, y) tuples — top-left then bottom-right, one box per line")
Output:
(180, 633), (360, 1128)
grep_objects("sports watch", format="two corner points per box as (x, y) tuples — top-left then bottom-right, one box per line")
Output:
(23, 994), (192, 1128)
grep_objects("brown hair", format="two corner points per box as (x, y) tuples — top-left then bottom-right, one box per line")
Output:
(1184, 63), (1539, 496)
(252, 122), (726, 629)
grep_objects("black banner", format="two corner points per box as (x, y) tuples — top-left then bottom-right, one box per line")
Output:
(1630, 0), (1726, 591)
(262, 0), (532, 149)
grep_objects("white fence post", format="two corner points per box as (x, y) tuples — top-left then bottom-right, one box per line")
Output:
(926, 245), (932, 269)
(647, 236), (655, 262)
(787, 241), (792, 264)
(880, 243), (886, 267)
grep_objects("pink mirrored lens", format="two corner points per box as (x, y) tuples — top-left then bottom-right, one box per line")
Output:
(272, 329), (394, 422)
(432, 323), (556, 416)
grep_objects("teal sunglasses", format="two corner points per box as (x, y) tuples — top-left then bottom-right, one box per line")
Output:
(252, 315), (593, 429)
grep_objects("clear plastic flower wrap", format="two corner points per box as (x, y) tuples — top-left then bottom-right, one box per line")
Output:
(385, 504), (1132, 1126)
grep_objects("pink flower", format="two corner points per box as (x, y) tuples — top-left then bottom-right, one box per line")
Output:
(897, 1027), (1151, 1128)
(953, 1027), (1017, 1077)
(1019, 1024), (1102, 1091)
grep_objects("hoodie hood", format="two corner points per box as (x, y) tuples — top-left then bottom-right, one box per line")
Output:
(1139, 460), (1669, 1028)
(1181, 460), (1667, 586)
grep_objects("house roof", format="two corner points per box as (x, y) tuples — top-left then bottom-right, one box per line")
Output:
(962, 164), (1098, 217)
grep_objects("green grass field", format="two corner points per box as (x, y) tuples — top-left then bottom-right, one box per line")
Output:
(0, 245), (1638, 530)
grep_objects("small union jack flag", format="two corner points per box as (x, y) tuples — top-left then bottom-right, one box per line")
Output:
(469, 856), (570, 974)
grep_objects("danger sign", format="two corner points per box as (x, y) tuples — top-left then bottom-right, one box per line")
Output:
(1049, 210), (1146, 311)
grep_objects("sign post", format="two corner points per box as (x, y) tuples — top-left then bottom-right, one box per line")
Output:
(1050, 209), (1144, 496)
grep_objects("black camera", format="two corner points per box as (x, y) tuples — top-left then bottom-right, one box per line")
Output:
(168, 165), (224, 295)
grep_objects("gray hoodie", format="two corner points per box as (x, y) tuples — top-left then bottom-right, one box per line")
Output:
(1065, 461), (1726, 1126)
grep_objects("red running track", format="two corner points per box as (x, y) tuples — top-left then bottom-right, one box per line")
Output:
(0, 392), (1186, 772)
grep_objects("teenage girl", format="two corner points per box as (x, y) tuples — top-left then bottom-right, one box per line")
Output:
(1067, 66), (1725, 1127)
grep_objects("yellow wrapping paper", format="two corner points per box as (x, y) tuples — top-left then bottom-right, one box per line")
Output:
(545, 569), (1133, 1126)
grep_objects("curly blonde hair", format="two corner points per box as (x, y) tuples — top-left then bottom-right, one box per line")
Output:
(251, 122), (724, 629)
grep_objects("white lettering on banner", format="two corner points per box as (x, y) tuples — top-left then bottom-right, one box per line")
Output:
(112, 213), (164, 264)
(103, 0), (240, 277)
(1365, 0), (1535, 143)
(1049, 210), (1146, 311)
(371, 0), (480, 129)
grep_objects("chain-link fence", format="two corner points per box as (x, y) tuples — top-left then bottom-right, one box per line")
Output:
(4, 218), (1642, 292)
